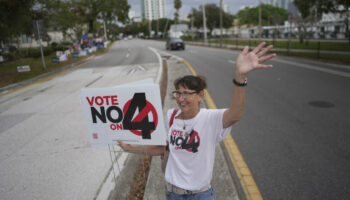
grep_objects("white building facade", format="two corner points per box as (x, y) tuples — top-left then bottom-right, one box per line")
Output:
(141, 0), (165, 21)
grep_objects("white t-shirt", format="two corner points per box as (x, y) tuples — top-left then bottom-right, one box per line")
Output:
(164, 108), (232, 191)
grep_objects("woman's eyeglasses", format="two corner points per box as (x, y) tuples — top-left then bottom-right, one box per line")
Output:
(172, 91), (198, 98)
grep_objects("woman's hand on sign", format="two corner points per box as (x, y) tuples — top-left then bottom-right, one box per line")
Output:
(234, 42), (276, 79)
(117, 140), (132, 152)
(117, 140), (166, 156)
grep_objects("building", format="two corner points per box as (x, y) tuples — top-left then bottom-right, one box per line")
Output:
(140, 0), (165, 21)
(169, 24), (189, 38)
(222, 2), (229, 13)
(267, 0), (289, 10)
(266, 0), (299, 16)
(129, 10), (136, 20)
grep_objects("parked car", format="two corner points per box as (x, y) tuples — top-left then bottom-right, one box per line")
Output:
(166, 38), (185, 50)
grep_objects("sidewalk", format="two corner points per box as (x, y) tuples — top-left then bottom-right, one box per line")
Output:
(142, 53), (240, 200)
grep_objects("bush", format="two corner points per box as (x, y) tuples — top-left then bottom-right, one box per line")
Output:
(3, 52), (18, 61)
(25, 47), (53, 58)
(54, 45), (69, 51)
(51, 42), (58, 49)
(28, 48), (41, 58)
(43, 46), (53, 56)
(181, 35), (193, 41)
(8, 45), (17, 53)
(61, 41), (72, 46)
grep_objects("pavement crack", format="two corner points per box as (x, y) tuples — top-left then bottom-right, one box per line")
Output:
(85, 75), (103, 87)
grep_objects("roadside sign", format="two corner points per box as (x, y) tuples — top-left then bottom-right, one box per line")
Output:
(17, 65), (31, 72)
(80, 79), (166, 146)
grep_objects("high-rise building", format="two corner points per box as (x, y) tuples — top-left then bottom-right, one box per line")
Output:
(141, 0), (165, 21)
(266, 0), (299, 16)
(222, 2), (229, 13)
(267, 0), (290, 10)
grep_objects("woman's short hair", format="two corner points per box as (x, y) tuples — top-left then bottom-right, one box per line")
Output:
(174, 75), (207, 92)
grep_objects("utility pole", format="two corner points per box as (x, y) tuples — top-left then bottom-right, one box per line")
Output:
(191, 10), (194, 39)
(202, 0), (208, 44)
(103, 21), (107, 39)
(157, 19), (159, 38)
(149, 18), (152, 38)
(219, 0), (223, 47)
(259, 0), (262, 40)
(36, 20), (46, 70)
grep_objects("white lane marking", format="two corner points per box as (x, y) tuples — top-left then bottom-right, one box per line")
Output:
(126, 53), (130, 58)
(148, 47), (163, 84)
(127, 68), (136, 75)
(228, 60), (235, 64)
(137, 65), (146, 71)
(189, 50), (198, 54)
(274, 58), (350, 78)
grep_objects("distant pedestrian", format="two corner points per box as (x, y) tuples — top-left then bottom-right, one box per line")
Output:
(118, 42), (276, 200)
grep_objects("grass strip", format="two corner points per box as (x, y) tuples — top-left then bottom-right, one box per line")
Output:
(0, 45), (111, 88)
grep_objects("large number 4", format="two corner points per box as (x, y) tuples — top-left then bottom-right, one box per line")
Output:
(123, 93), (155, 139)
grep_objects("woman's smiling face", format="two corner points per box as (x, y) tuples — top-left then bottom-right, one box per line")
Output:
(175, 85), (204, 116)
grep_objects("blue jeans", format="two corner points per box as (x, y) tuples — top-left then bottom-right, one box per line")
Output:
(165, 186), (215, 200)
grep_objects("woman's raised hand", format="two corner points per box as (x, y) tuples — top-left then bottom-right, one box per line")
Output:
(235, 42), (276, 79)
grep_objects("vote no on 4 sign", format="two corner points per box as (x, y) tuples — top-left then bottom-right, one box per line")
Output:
(80, 81), (167, 146)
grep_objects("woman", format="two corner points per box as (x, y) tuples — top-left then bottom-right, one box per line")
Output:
(118, 42), (276, 199)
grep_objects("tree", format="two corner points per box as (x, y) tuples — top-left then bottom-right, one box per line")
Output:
(293, 0), (316, 43)
(174, 0), (182, 24)
(191, 4), (233, 34)
(236, 4), (289, 26)
(0, 0), (49, 43)
(331, 0), (350, 43)
(293, 0), (349, 43)
(0, 0), (131, 44)
(73, 0), (130, 35)
(151, 18), (174, 37)
(47, 1), (84, 41)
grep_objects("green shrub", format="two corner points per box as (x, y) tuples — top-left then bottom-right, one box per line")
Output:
(181, 35), (192, 41)
(55, 45), (68, 51)
(51, 42), (58, 49)
(43, 46), (53, 56)
(61, 41), (72, 46)
(28, 48), (41, 58)
(4, 52), (18, 61)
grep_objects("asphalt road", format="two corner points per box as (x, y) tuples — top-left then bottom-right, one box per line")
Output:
(0, 41), (160, 200)
(142, 39), (350, 199)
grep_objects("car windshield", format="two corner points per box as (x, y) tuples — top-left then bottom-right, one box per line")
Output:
(169, 38), (182, 42)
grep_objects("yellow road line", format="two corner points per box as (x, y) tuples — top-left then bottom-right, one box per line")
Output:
(183, 59), (263, 200)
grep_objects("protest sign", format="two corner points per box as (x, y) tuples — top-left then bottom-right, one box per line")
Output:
(79, 51), (87, 57)
(64, 50), (70, 55)
(80, 79), (166, 146)
(56, 51), (63, 57)
(59, 54), (68, 62)
(17, 65), (31, 72)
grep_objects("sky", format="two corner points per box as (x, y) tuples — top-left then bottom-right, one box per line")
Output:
(128, 0), (268, 19)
